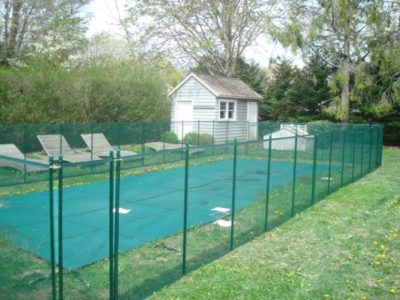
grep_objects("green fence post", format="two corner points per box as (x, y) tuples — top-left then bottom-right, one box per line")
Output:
(59, 124), (63, 155)
(351, 129), (357, 182)
(230, 140), (238, 250)
(181, 121), (184, 160)
(376, 125), (380, 167)
(182, 143), (189, 275)
(245, 122), (249, 155)
(375, 125), (378, 167)
(141, 122), (146, 154)
(368, 126), (373, 172)
(114, 150), (121, 298)
(181, 121), (184, 144)
(212, 120), (215, 155)
(23, 124), (27, 183)
(117, 121), (122, 149)
(90, 122), (94, 163)
(89, 122), (94, 174)
(291, 130), (298, 217)
(376, 125), (379, 167)
(340, 129), (346, 187)
(311, 135), (318, 205)
(327, 132), (333, 195)
(379, 125), (384, 166)
(140, 122), (146, 167)
(108, 150), (115, 300)
(57, 154), (64, 300)
(360, 129), (365, 177)
(197, 120), (200, 154)
(375, 125), (380, 169)
(264, 135), (272, 231)
(48, 156), (57, 300)
(162, 131), (166, 163)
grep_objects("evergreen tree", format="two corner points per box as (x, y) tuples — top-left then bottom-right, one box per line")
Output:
(260, 56), (333, 121)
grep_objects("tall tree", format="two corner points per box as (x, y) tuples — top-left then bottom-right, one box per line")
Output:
(272, 0), (390, 121)
(261, 60), (298, 120)
(0, 0), (89, 64)
(352, 1), (400, 120)
(124, 0), (276, 76)
(261, 56), (333, 121)
(235, 58), (266, 95)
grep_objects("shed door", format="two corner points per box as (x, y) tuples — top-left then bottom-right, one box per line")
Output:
(175, 100), (193, 140)
(247, 102), (258, 140)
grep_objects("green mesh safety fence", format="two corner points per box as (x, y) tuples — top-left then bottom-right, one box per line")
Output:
(185, 143), (234, 275)
(0, 121), (383, 299)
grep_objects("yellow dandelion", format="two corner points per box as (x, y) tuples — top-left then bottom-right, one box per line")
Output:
(361, 296), (367, 300)
(323, 293), (330, 299)
(380, 245), (385, 251)
(375, 259), (381, 266)
(390, 288), (395, 294)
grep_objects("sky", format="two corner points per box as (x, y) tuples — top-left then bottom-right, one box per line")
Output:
(86, 0), (125, 38)
(86, 0), (302, 68)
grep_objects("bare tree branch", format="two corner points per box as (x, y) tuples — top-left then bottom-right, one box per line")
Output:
(124, 0), (275, 76)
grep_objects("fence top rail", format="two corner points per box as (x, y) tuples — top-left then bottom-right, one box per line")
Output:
(0, 154), (48, 167)
(260, 134), (315, 142)
(0, 120), (382, 129)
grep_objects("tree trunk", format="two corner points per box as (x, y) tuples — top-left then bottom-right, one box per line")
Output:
(338, 34), (350, 122)
(222, 1), (236, 77)
(8, 0), (23, 58)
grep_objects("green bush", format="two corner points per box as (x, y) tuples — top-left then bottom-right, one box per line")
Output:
(307, 120), (334, 136)
(384, 120), (400, 145)
(0, 60), (171, 124)
(184, 132), (214, 145)
(163, 131), (179, 144)
(307, 120), (334, 148)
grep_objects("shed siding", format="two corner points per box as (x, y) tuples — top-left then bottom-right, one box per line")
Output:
(170, 77), (258, 143)
(237, 101), (248, 122)
(211, 98), (249, 142)
(212, 121), (249, 143)
(263, 129), (314, 151)
(171, 77), (217, 122)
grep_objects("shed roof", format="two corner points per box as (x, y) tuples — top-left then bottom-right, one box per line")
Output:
(264, 127), (310, 138)
(168, 73), (262, 101)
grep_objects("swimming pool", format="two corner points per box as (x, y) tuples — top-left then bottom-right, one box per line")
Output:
(0, 158), (329, 269)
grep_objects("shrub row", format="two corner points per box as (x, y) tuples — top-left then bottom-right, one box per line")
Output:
(163, 131), (214, 145)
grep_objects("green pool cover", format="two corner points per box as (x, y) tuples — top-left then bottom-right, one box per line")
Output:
(0, 159), (330, 269)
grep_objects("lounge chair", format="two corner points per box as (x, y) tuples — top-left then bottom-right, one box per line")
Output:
(145, 141), (183, 152)
(81, 133), (138, 158)
(37, 134), (100, 163)
(0, 144), (47, 172)
(145, 141), (205, 155)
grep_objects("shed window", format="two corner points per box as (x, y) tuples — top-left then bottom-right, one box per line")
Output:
(219, 101), (236, 120)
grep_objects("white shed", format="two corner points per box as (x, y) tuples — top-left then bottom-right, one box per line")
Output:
(168, 73), (262, 143)
(263, 124), (314, 151)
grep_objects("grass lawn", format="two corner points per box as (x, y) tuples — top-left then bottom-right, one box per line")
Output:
(149, 147), (400, 300)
